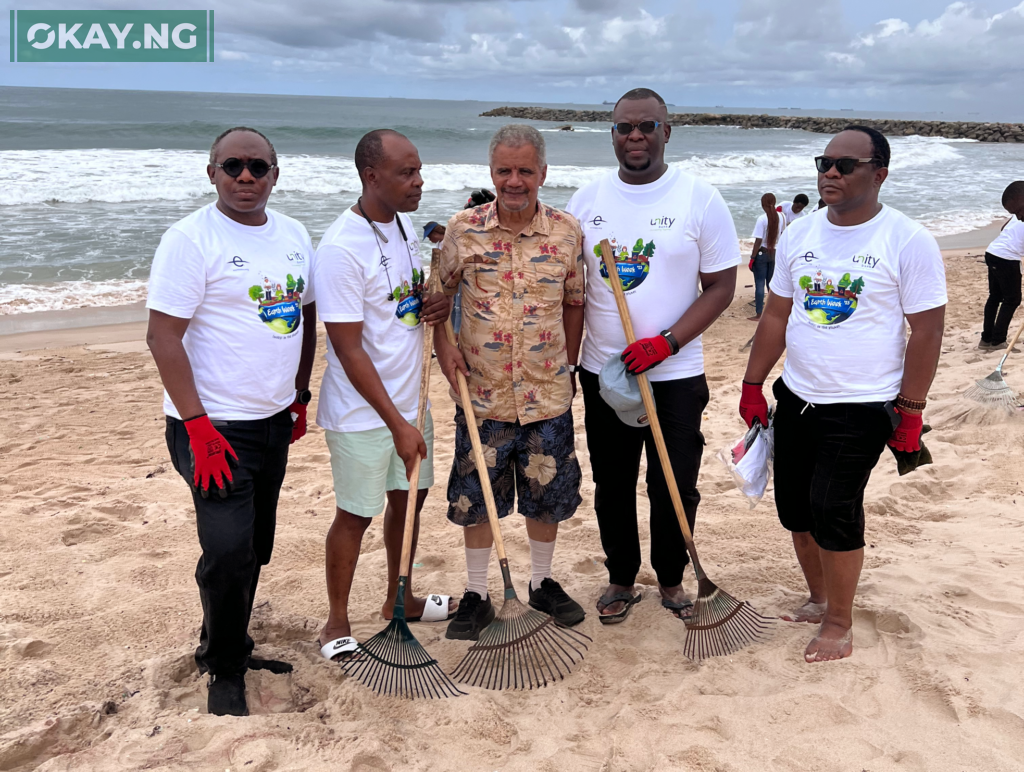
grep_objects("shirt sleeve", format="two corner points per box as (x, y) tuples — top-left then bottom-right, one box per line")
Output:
(563, 219), (585, 307)
(438, 218), (464, 296)
(898, 227), (948, 314)
(313, 243), (365, 323)
(698, 188), (742, 272)
(300, 230), (316, 306)
(752, 215), (766, 240)
(146, 228), (206, 319)
(768, 228), (795, 298)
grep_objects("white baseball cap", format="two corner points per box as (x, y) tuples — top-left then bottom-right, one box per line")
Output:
(598, 353), (654, 427)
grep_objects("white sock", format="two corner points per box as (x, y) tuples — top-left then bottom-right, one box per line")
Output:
(465, 546), (491, 599)
(529, 538), (556, 591)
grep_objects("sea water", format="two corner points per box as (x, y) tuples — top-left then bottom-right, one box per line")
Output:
(2, 86), (1022, 315)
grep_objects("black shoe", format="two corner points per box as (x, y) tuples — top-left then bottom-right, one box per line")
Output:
(208, 671), (248, 716)
(445, 590), (495, 640)
(528, 578), (586, 626)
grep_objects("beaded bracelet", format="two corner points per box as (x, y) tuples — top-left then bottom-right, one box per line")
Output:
(896, 394), (927, 412)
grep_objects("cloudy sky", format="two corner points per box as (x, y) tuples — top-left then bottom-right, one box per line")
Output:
(3, 0), (1024, 116)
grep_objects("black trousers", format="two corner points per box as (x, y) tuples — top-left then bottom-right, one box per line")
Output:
(772, 379), (893, 552)
(165, 409), (292, 675)
(982, 252), (1022, 344)
(580, 368), (709, 588)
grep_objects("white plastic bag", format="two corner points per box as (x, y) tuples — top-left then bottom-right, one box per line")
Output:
(716, 415), (774, 509)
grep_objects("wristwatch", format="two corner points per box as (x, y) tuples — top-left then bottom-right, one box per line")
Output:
(567, 364), (579, 374)
(295, 389), (313, 405)
(660, 330), (680, 356)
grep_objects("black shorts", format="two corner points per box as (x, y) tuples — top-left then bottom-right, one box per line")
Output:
(772, 378), (895, 552)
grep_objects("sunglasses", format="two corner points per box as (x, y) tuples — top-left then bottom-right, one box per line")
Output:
(814, 156), (880, 175)
(212, 157), (276, 179)
(612, 121), (662, 136)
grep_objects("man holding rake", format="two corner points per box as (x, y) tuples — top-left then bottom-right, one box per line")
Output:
(435, 124), (587, 640)
(740, 126), (947, 663)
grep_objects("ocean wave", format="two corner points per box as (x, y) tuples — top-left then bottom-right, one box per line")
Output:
(0, 279), (149, 315)
(0, 136), (969, 206)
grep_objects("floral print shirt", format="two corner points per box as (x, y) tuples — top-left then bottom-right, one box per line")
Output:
(439, 201), (585, 425)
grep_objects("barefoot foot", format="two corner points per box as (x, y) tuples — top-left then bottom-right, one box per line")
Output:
(804, 621), (853, 663)
(781, 599), (827, 623)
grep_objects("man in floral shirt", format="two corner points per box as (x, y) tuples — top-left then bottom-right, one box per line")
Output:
(435, 124), (586, 639)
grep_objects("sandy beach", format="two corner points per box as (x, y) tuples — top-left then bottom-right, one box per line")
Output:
(1, 243), (1023, 771)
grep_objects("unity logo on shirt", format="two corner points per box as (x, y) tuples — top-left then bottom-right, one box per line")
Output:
(391, 268), (425, 327)
(247, 273), (305, 334)
(799, 270), (866, 326)
(595, 237), (655, 292)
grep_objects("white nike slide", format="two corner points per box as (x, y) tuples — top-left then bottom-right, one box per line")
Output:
(320, 636), (358, 662)
(409, 594), (454, 623)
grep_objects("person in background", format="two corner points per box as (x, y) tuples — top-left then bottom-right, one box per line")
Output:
(146, 127), (317, 716)
(979, 181), (1024, 350)
(748, 192), (786, 321)
(435, 125), (587, 639)
(780, 194), (809, 225)
(566, 87), (739, 624)
(739, 126), (946, 664)
(423, 221), (445, 245)
(313, 129), (456, 665)
(813, 197), (827, 212)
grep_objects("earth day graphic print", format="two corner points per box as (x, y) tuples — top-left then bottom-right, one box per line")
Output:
(800, 268), (866, 325)
(392, 267), (425, 327)
(595, 237), (655, 291)
(248, 273), (304, 334)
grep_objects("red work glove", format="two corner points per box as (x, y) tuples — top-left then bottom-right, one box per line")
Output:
(739, 381), (769, 428)
(748, 257), (755, 271)
(621, 336), (673, 375)
(184, 415), (238, 499)
(888, 408), (923, 452)
(289, 402), (307, 444)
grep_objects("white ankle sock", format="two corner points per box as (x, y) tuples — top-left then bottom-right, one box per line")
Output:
(529, 538), (556, 591)
(465, 546), (491, 599)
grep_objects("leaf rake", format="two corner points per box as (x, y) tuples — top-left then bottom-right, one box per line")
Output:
(965, 318), (1024, 410)
(340, 248), (464, 699)
(442, 320), (590, 690)
(600, 238), (776, 660)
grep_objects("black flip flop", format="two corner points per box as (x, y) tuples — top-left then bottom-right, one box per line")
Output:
(596, 591), (641, 625)
(662, 597), (695, 621)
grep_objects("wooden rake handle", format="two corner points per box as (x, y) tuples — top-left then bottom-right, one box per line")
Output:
(998, 316), (1024, 370)
(599, 239), (706, 579)
(398, 248), (441, 579)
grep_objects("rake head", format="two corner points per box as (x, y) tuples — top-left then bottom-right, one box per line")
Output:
(340, 617), (465, 699)
(965, 369), (1019, 409)
(450, 596), (591, 690)
(682, 578), (776, 661)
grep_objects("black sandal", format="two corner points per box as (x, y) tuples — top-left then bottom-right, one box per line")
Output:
(596, 591), (641, 625)
(661, 597), (695, 621)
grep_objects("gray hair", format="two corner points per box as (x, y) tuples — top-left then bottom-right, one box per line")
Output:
(488, 124), (546, 168)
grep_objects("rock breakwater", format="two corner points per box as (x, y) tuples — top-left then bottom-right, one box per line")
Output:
(480, 107), (1024, 143)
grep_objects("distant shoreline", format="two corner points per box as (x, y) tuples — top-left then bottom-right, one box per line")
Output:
(481, 107), (1024, 143)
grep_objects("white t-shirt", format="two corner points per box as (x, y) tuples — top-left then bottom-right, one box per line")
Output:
(567, 167), (741, 381)
(313, 208), (428, 432)
(147, 204), (315, 421)
(780, 202), (806, 225)
(770, 205), (948, 404)
(752, 210), (787, 247)
(986, 219), (1024, 262)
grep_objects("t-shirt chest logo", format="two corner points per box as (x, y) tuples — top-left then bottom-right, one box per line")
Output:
(390, 267), (425, 328)
(798, 256), (866, 326)
(595, 237), (655, 291)
(246, 272), (305, 334)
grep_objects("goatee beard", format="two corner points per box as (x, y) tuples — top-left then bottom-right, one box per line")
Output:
(623, 158), (652, 172)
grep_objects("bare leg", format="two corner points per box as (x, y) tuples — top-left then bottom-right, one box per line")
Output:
(381, 488), (456, 619)
(805, 546), (863, 663)
(320, 508), (372, 650)
(464, 521), (493, 549)
(782, 531), (828, 623)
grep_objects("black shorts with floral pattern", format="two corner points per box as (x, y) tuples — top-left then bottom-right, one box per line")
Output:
(446, 405), (582, 526)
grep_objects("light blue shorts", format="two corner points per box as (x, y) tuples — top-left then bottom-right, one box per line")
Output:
(324, 411), (434, 517)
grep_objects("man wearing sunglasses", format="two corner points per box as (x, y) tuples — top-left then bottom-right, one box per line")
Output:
(740, 126), (947, 664)
(147, 127), (318, 716)
(566, 88), (740, 625)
